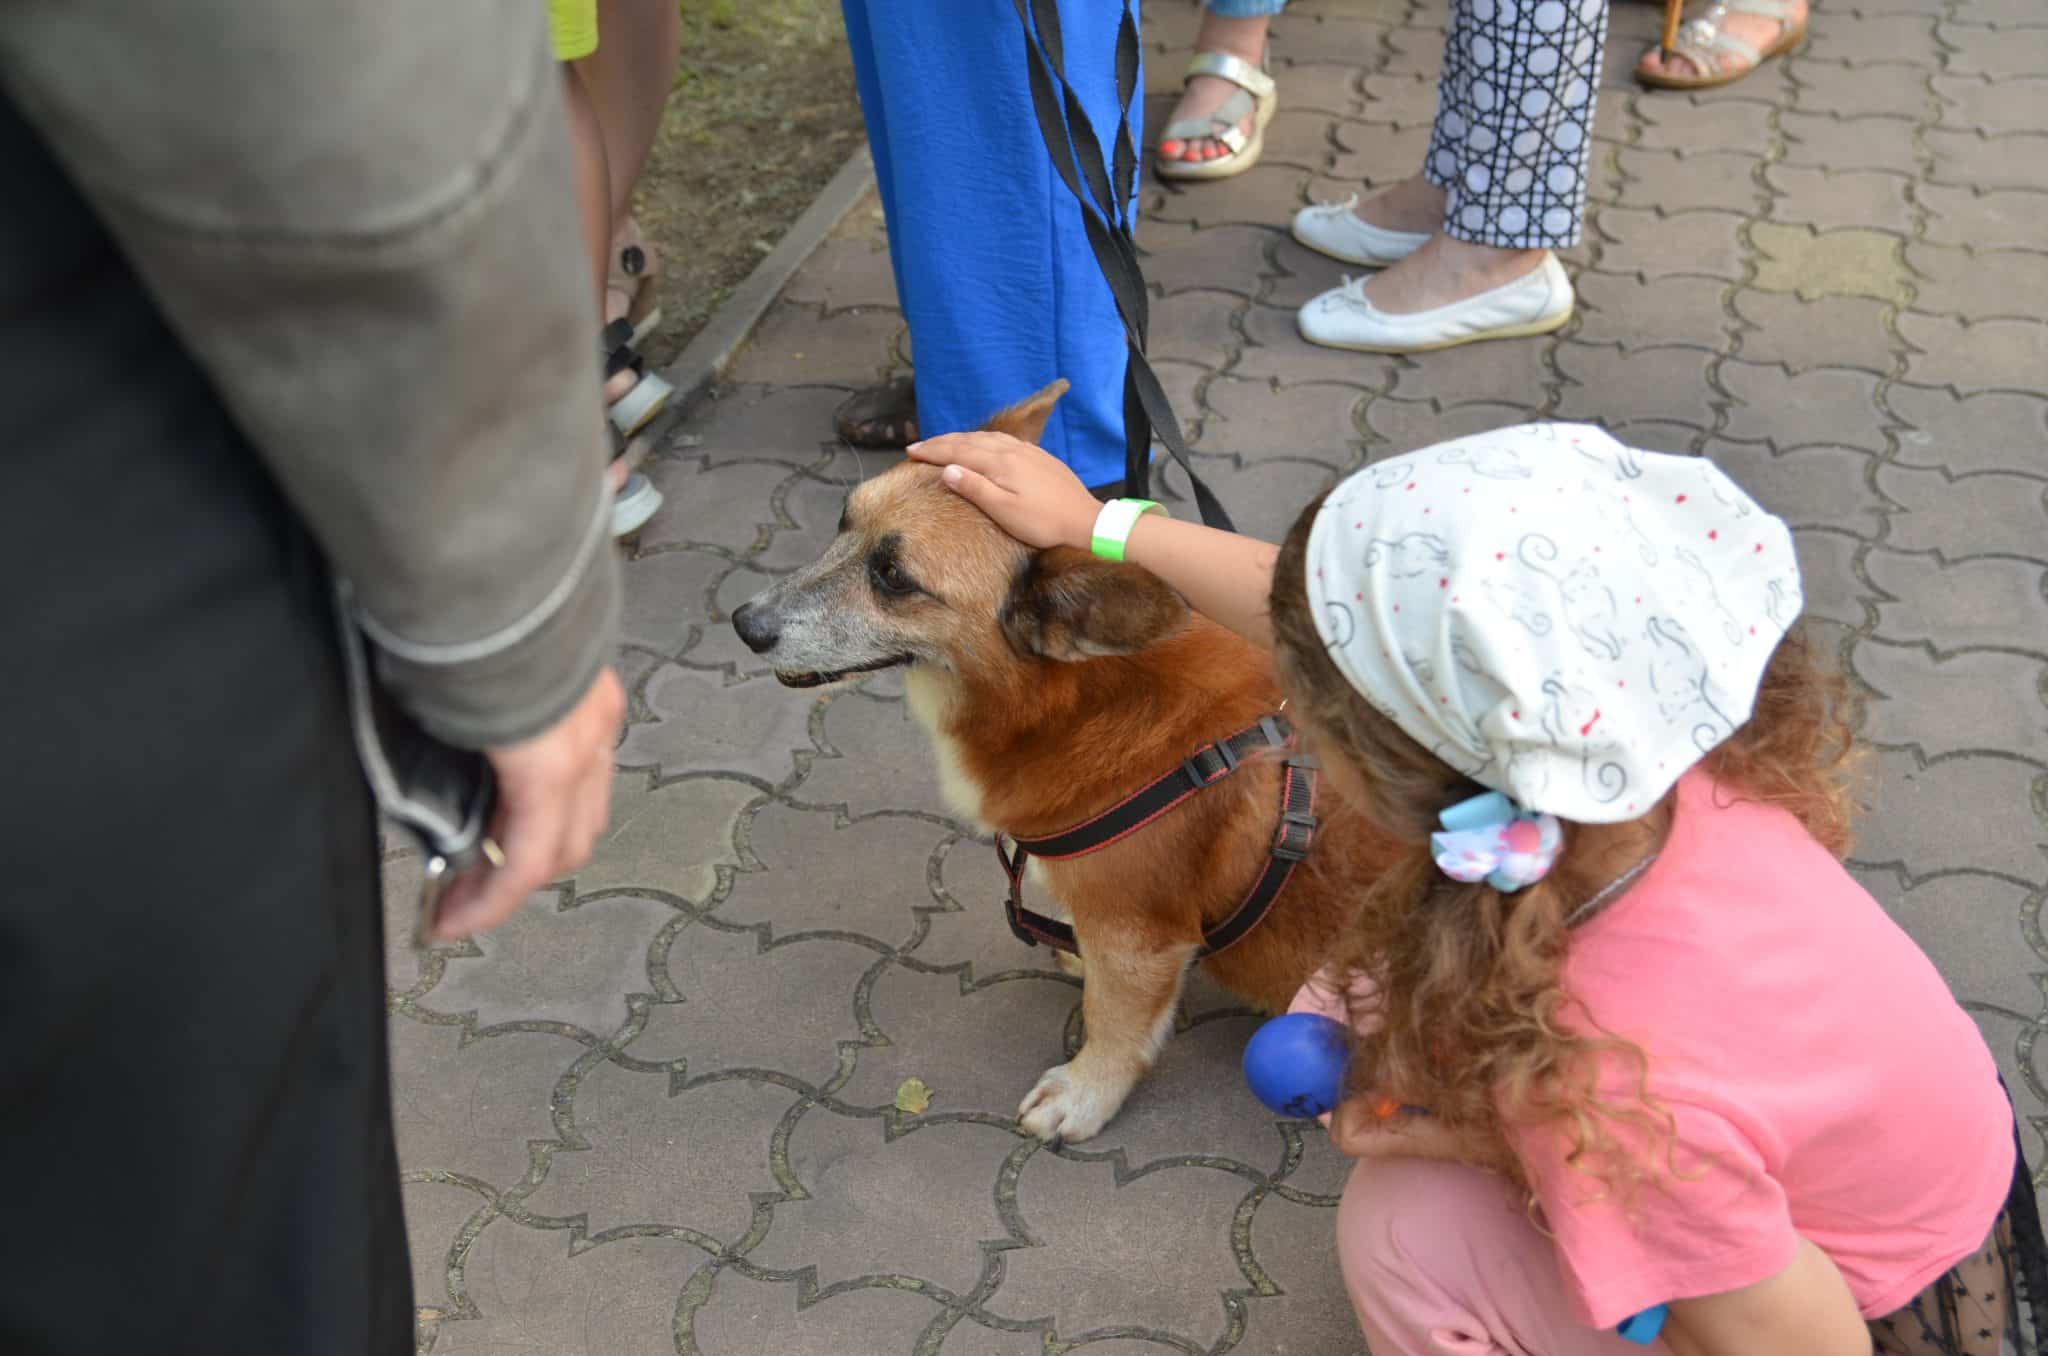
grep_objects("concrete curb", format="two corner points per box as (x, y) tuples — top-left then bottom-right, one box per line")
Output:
(652, 146), (875, 429)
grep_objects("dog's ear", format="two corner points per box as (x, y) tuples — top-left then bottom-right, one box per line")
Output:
(979, 379), (1070, 444)
(1001, 546), (1190, 662)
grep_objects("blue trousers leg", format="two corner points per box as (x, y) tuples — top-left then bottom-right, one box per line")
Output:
(841, 0), (1137, 488)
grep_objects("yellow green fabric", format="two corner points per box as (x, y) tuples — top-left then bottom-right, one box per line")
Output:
(546, 0), (598, 61)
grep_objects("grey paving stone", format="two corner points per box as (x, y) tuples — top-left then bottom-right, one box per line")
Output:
(993, 1152), (1257, 1345)
(725, 807), (954, 950)
(642, 458), (799, 556)
(518, 1062), (803, 1245)
(789, 690), (964, 825)
(1732, 291), (1903, 376)
(1776, 111), (1926, 178)
(618, 662), (817, 784)
(1920, 128), (2048, 192)
(391, 1019), (583, 1190)
(1864, 549), (2048, 652)
(689, 1273), (942, 1356)
(620, 925), (884, 1087)
(1614, 147), (1769, 217)
(1361, 396), (1548, 452)
(1747, 222), (1908, 304)
(1914, 183), (2044, 252)
(1149, 288), (1246, 370)
(1326, 120), (1437, 189)
(668, 382), (857, 469)
(1903, 242), (2048, 323)
(1238, 302), (1405, 388)
(1204, 374), (1368, 464)
(430, 891), (680, 1037)
(1763, 164), (1917, 235)
(1874, 463), (2048, 561)
(1392, 326), (1557, 410)
(428, 1223), (697, 1356)
(1852, 747), (2048, 884)
(1851, 636), (2048, 765)
(1931, 74), (2048, 137)
(1590, 206), (1750, 283)
(1851, 872), (2048, 1032)
(1791, 60), (1938, 122)
(1803, 11), (1938, 65)
(748, 1114), (1020, 1295)
(1788, 527), (1870, 629)
(567, 771), (755, 903)
(1140, 222), (1276, 295)
(1884, 386), (2048, 477)
(617, 546), (729, 655)
(1574, 271), (1738, 353)
(1934, 22), (2048, 80)
(1240, 1192), (1371, 1356)
(1634, 96), (1777, 155)
(1717, 360), (1891, 453)
(1707, 441), (1885, 538)
(723, 299), (907, 388)
(1900, 313), (2048, 395)
(1553, 342), (1719, 432)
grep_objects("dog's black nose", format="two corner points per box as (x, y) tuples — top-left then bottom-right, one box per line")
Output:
(732, 601), (781, 654)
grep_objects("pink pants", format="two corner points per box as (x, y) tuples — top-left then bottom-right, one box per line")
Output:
(1337, 1156), (1660, 1356)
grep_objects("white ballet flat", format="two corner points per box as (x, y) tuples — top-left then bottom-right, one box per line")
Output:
(1296, 253), (1574, 354)
(1290, 195), (1432, 268)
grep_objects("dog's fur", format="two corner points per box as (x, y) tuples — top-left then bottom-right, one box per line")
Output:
(733, 382), (1402, 1142)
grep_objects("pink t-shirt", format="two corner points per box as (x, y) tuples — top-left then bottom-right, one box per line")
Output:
(1306, 769), (2014, 1330)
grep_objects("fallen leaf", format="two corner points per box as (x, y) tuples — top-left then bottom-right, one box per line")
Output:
(894, 1077), (931, 1115)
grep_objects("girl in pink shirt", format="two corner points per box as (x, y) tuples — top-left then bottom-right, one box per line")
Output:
(911, 421), (2044, 1356)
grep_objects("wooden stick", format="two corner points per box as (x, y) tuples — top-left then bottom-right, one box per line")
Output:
(1661, 0), (1685, 58)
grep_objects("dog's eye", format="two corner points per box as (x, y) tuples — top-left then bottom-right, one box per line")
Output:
(870, 556), (917, 597)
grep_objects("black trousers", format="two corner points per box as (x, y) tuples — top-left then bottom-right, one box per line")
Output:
(0, 96), (411, 1352)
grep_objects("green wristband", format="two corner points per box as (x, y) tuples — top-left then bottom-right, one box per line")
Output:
(1090, 498), (1164, 562)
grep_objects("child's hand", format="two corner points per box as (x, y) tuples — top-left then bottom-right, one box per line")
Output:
(1330, 1098), (1515, 1173)
(907, 432), (1101, 551)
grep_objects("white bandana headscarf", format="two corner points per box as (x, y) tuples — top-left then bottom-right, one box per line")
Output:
(1304, 423), (1804, 823)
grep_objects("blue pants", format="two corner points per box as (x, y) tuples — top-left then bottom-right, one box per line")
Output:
(841, 0), (1137, 487)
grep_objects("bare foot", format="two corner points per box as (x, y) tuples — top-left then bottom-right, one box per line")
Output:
(1156, 13), (1269, 168)
(1637, 0), (1807, 83)
(1360, 234), (1549, 316)
(1353, 175), (1450, 236)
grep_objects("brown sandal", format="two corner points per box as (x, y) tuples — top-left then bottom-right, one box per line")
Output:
(833, 377), (920, 450)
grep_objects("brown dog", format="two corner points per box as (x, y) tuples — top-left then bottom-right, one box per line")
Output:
(732, 383), (1400, 1142)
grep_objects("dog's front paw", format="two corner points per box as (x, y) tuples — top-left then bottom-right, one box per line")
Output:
(1017, 1060), (1134, 1144)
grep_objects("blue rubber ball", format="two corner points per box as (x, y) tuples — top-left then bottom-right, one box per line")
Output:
(1243, 1012), (1351, 1118)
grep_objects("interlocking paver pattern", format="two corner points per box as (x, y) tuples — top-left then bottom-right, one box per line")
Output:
(387, 1), (2048, 1349)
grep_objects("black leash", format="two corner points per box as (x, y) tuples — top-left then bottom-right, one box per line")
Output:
(997, 715), (1318, 958)
(1012, 0), (1236, 531)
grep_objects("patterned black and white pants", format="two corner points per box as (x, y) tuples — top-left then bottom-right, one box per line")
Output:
(1424, 0), (1609, 250)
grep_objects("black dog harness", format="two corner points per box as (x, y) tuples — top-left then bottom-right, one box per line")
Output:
(997, 714), (1320, 958)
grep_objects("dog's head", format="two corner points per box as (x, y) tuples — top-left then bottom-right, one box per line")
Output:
(732, 381), (1189, 687)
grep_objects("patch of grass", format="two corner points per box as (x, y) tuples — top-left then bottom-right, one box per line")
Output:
(636, 0), (865, 358)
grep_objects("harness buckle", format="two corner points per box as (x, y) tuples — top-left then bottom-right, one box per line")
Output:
(1273, 808), (1317, 862)
(1184, 737), (1239, 789)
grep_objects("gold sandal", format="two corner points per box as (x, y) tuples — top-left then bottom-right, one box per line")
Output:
(1639, 0), (1807, 90)
(1153, 50), (1278, 182)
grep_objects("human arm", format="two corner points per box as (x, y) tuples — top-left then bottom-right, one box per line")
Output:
(907, 432), (1280, 649)
(1659, 1240), (1871, 1356)
(0, 0), (617, 750)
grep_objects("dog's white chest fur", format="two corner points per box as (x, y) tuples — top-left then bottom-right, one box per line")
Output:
(902, 669), (989, 831)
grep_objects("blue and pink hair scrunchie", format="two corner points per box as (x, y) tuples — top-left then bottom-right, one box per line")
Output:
(1430, 791), (1563, 892)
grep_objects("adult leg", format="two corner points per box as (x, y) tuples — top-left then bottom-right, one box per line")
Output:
(575, 0), (682, 226)
(0, 94), (410, 1354)
(1295, 0), (1604, 350)
(836, 0), (1132, 488)
(1155, 0), (1283, 174)
(1336, 1157), (1647, 1355)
